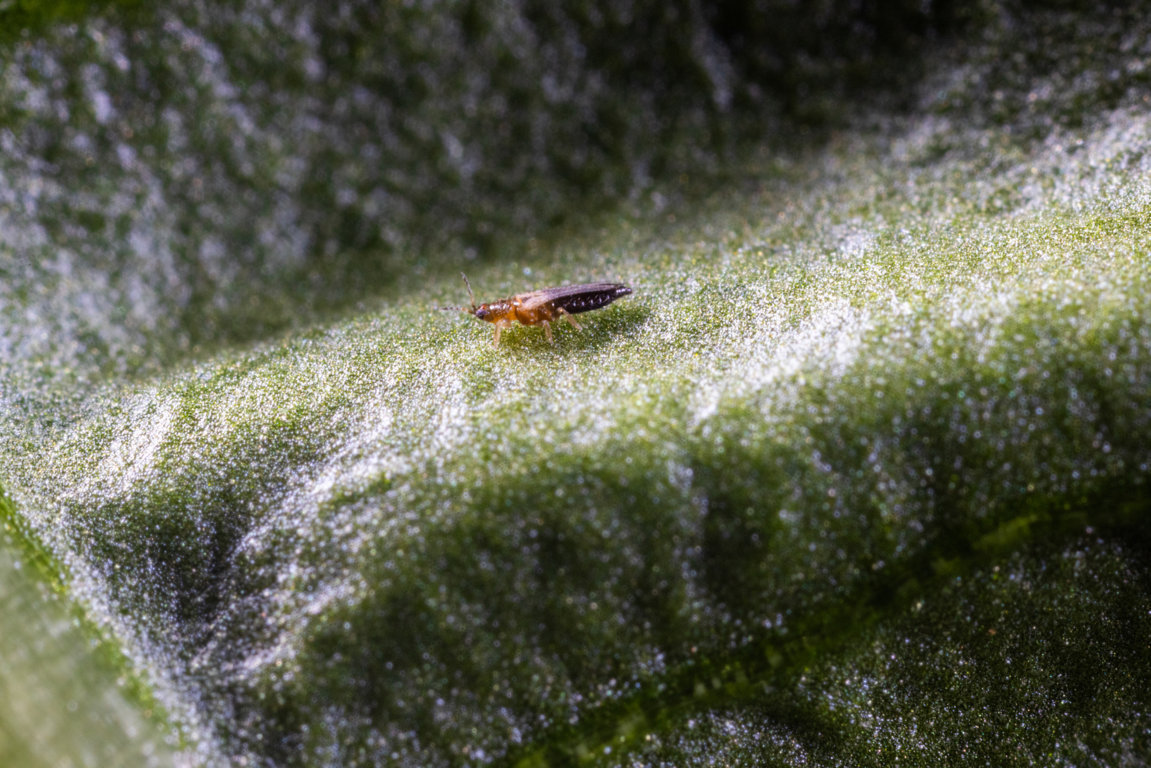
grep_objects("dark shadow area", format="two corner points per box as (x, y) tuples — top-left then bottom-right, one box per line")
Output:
(223, 404), (1151, 767)
(81, 491), (251, 654)
(230, 453), (703, 765)
(56, 413), (329, 662)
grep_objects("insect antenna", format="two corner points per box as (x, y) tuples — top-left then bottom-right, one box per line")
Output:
(461, 272), (477, 310)
(438, 272), (480, 314)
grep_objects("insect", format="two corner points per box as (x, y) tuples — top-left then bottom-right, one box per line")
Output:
(441, 273), (633, 346)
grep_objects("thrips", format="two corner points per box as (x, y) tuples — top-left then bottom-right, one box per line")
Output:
(441, 273), (632, 346)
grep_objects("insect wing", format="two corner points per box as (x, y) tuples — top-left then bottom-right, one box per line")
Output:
(515, 283), (631, 312)
(512, 288), (560, 312)
(556, 283), (632, 315)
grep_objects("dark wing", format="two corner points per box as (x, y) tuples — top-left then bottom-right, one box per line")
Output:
(516, 283), (632, 314)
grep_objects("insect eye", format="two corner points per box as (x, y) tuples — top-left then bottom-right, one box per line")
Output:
(474, 307), (488, 319)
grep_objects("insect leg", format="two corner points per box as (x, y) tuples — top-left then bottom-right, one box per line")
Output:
(492, 325), (502, 347)
(559, 308), (583, 331)
(543, 320), (554, 344)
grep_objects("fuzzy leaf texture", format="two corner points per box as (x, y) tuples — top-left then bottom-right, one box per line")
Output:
(1, 1), (1150, 766)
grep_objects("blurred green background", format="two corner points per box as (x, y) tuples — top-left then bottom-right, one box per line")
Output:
(0, 0), (966, 374)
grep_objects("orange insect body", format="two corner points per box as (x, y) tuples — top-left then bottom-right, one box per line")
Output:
(441, 274), (632, 346)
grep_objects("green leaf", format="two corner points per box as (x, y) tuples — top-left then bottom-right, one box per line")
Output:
(2, 2), (1151, 766)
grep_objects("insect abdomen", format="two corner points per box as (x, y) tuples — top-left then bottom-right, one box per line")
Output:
(553, 284), (632, 315)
